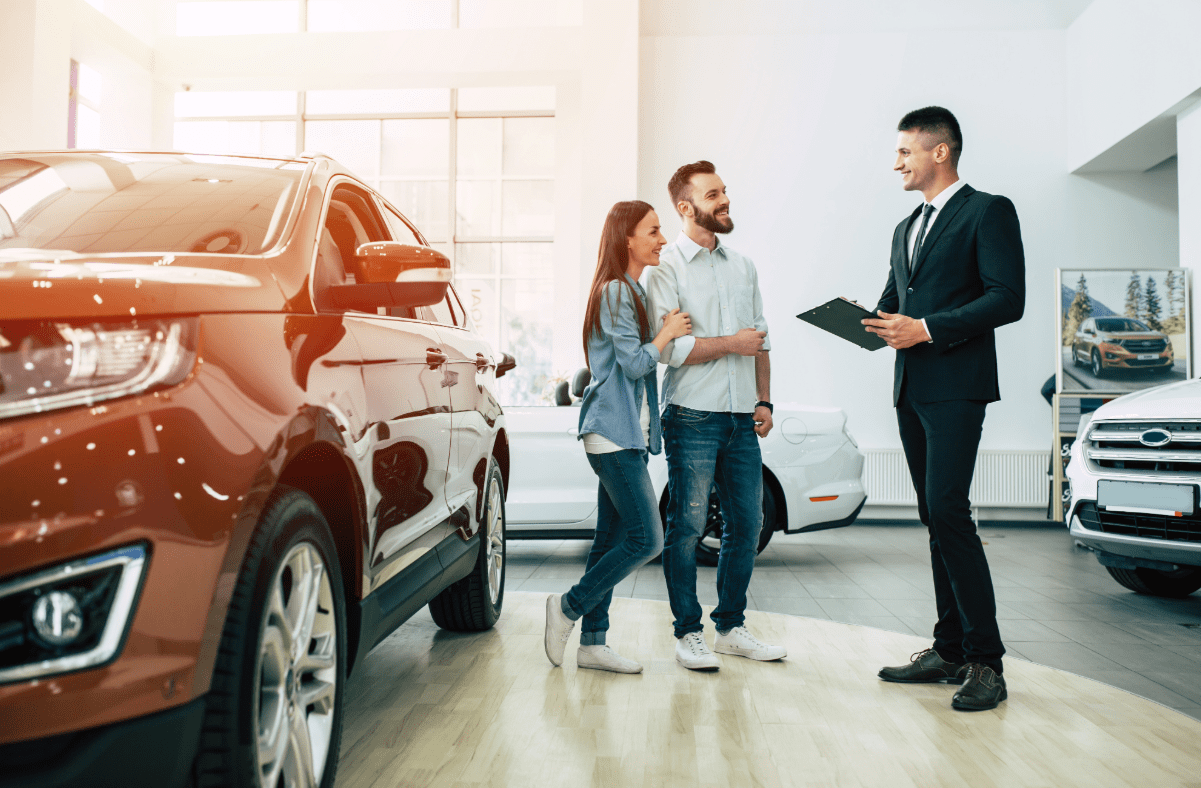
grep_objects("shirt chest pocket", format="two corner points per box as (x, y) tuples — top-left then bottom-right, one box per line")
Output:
(731, 284), (755, 327)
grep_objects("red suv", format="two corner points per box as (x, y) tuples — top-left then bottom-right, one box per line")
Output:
(0, 151), (512, 788)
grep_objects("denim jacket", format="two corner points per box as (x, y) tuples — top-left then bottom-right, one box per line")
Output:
(577, 275), (662, 454)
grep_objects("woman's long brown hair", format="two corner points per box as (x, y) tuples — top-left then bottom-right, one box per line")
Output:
(582, 200), (654, 368)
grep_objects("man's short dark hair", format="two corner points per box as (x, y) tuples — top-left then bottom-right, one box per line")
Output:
(668, 160), (716, 215)
(898, 106), (962, 168)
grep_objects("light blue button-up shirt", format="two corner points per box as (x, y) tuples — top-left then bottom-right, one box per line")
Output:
(644, 232), (769, 414)
(577, 276), (663, 453)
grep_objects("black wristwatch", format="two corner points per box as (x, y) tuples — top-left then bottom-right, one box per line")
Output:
(756, 401), (773, 413)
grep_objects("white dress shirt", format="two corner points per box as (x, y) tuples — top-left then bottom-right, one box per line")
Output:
(907, 178), (966, 259)
(908, 178), (966, 343)
(644, 232), (769, 414)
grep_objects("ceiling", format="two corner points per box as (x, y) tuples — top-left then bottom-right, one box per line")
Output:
(641, 0), (1096, 37)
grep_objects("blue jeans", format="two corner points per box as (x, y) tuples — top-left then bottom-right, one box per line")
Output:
(661, 405), (762, 639)
(563, 449), (664, 645)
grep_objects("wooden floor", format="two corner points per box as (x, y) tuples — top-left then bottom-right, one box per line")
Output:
(338, 592), (1201, 788)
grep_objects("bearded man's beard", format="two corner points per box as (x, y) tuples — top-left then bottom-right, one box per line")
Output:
(690, 202), (734, 234)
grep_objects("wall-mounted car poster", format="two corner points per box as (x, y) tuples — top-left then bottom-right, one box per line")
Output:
(1056, 268), (1192, 395)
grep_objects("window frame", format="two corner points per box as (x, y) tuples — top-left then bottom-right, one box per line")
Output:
(309, 175), (392, 313)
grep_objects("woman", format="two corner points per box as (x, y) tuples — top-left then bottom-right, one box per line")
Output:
(543, 200), (691, 673)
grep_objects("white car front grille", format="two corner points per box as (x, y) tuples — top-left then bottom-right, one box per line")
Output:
(1085, 420), (1201, 475)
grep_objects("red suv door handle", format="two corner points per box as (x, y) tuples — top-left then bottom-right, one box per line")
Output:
(426, 348), (448, 368)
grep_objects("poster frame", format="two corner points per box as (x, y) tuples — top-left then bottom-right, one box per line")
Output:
(1054, 267), (1192, 397)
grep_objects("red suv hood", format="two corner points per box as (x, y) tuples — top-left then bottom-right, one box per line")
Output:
(0, 251), (288, 320)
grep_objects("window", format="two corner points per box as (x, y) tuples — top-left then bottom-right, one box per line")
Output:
(68, 61), (102, 149)
(307, 0), (452, 32)
(0, 153), (304, 255)
(173, 86), (557, 404)
(420, 295), (456, 327)
(176, 2), (301, 36)
(447, 285), (467, 328)
(173, 91), (298, 158)
(314, 184), (388, 312)
(379, 204), (423, 246)
(171, 1), (580, 36)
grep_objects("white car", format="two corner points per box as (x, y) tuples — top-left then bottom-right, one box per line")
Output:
(1067, 378), (1201, 597)
(505, 371), (867, 565)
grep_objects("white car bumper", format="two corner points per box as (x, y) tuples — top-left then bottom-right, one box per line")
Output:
(769, 434), (866, 533)
(1066, 432), (1201, 568)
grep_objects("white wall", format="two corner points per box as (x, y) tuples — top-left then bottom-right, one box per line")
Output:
(0, 0), (73, 150)
(1067, 0), (1201, 172)
(0, 0), (156, 151)
(637, 22), (1179, 461)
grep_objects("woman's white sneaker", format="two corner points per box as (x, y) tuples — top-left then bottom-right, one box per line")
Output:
(713, 626), (787, 661)
(544, 594), (576, 667)
(675, 631), (720, 671)
(577, 645), (643, 674)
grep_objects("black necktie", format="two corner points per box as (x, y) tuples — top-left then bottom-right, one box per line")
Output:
(909, 203), (935, 272)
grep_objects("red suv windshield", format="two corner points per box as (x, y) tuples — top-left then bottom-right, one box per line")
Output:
(0, 153), (305, 256)
(1095, 318), (1151, 332)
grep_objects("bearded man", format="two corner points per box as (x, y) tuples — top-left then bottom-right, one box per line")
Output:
(645, 160), (786, 671)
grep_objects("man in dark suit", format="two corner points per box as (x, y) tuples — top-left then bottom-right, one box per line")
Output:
(862, 106), (1025, 711)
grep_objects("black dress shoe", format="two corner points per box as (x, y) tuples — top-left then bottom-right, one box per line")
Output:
(878, 648), (965, 684)
(952, 663), (1007, 711)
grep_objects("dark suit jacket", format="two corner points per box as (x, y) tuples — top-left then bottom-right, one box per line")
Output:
(874, 184), (1025, 405)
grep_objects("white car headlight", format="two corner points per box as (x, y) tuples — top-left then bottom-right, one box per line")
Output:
(0, 318), (197, 418)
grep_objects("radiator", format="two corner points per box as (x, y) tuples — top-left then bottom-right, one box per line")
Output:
(863, 449), (1049, 508)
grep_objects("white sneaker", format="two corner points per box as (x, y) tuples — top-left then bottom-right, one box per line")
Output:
(713, 626), (787, 661)
(577, 645), (643, 674)
(675, 631), (720, 671)
(544, 594), (576, 667)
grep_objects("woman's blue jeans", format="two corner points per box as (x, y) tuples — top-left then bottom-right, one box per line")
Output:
(661, 405), (763, 639)
(563, 449), (664, 645)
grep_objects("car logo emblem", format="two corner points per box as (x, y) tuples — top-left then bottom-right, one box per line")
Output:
(1139, 428), (1172, 447)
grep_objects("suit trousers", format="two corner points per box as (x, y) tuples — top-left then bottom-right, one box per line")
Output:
(896, 386), (1005, 673)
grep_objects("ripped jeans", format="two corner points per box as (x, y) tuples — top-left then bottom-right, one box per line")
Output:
(661, 405), (763, 639)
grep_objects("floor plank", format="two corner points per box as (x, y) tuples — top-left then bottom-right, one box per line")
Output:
(338, 592), (1201, 788)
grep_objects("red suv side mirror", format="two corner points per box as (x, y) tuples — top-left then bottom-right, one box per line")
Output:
(330, 242), (451, 310)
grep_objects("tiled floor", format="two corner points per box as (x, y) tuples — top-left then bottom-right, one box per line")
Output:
(507, 521), (1201, 721)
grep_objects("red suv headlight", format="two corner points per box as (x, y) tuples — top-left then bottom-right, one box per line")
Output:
(0, 318), (197, 419)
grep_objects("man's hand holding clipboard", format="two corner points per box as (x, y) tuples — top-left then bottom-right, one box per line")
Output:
(795, 297), (888, 350)
(797, 298), (933, 350)
(861, 310), (933, 349)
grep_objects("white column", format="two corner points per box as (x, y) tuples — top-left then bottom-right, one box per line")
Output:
(0, 0), (72, 150)
(556, 0), (640, 374)
(1179, 101), (1201, 363)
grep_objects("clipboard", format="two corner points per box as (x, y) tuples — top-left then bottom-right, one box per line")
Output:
(796, 297), (887, 351)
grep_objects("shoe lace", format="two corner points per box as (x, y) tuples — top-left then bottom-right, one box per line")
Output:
(731, 627), (765, 648)
(961, 663), (987, 682)
(909, 648), (936, 664)
(685, 632), (707, 654)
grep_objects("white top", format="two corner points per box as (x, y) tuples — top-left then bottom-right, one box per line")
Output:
(907, 178), (966, 259)
(644, 232), (770, 414)
(583, 391), (651, 454)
